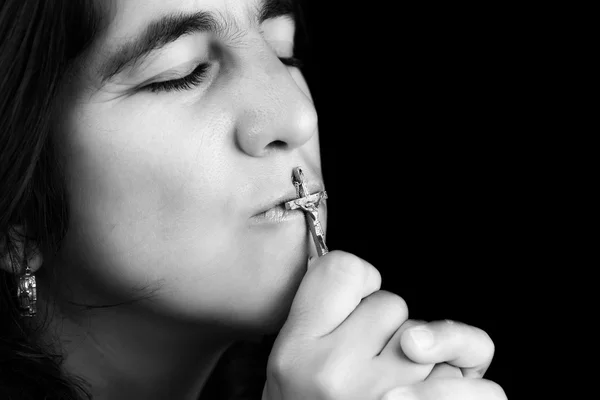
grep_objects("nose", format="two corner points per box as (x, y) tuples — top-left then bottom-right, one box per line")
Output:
(234, 55), (318, 157)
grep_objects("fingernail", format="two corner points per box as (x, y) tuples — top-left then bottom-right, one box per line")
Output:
(407, 326), (435, 350)
(381, 387), (417, 400)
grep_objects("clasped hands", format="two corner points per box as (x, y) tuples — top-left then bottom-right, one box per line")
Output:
(379, 318), (506, 400)
(263, 251), (508, 400)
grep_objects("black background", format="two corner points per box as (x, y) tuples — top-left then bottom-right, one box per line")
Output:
(300, 2), (513, 397)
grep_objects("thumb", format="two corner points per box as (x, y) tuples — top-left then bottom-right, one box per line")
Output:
(399, 320), (494, 378)
(282, 250), (381, 338)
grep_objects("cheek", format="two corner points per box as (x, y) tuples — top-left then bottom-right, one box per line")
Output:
(60, 106), (218, 238)
(52, 100), (315, 329)
(55, 101), (234, 289)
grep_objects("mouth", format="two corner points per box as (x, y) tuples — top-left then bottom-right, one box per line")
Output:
(250, 182), (326, 224)
(250, 204), (304, 224)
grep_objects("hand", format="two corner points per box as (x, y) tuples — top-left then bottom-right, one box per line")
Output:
(399, 319), (495, 379)
(263, 251), (443, 400)
(381, 378), (507, 400)
(379, 320), (507, 399)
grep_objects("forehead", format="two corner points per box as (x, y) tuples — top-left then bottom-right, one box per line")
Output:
(97, 0), (279, 36)
(83, 0), (294, 85)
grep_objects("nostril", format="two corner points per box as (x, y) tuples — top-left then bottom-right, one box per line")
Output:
(266, 140), (288, 152)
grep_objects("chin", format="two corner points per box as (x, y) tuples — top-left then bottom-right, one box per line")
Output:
(233, 253), (308, 336)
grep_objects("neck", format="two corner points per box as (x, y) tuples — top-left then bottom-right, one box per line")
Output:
(35, 284), (258, 400)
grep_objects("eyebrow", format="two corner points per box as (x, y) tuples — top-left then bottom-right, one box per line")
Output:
(97, 0), (295, 84)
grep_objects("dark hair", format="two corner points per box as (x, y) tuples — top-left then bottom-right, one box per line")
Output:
(1, 1), (310, 399)
(1, 1), (98, 399)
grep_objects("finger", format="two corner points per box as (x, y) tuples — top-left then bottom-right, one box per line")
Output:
(332, 290), (409, 356)
(378, 319), (426, 359)
(400, 320), (495, 378)
(425, 362), (463, 379)
(373, 319), (434, 385)
(381, 378), (507, 400)
(283, 250), (382, 338)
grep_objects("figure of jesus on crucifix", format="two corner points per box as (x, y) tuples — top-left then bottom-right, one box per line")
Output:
(285, 167), (329, 257)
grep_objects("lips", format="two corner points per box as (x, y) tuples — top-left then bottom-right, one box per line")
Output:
(251, 204), (303, 224)
(252, 182), (325, 218)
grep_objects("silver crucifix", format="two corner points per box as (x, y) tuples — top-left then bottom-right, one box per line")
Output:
(284, 167), (329, 257)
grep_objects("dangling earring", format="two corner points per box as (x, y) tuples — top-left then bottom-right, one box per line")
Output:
(17, 262), (37, 317)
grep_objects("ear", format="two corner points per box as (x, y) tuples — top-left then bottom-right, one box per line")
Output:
(0, 225), (44, 275)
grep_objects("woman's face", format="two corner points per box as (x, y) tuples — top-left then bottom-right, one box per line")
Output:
(52, 0), (324, 333)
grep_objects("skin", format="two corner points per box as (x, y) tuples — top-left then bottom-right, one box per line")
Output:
(40, 0), (322, 399)
(2, 1), (504, 399)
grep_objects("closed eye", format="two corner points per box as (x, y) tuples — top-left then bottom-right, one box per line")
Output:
(143, 56), (304, 94)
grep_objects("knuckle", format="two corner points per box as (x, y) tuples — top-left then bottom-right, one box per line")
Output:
(482, 326), (495, 344)
(324, 250), (379, 283)
(482, 329), (496, 358)
(326, 250), (363, 270)
(265, 349), (289, 381)
(267, 349), (350, 400)
(266, 342), (302, 383)
(484, 380), (508, 400)
(311, 362), (349, 400)
(366, 290), (409, 322)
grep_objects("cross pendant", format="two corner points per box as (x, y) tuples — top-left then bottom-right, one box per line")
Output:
(284, 167), (329, 257)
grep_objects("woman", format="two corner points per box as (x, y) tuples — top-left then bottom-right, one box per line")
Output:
(0, 1), (507, 399)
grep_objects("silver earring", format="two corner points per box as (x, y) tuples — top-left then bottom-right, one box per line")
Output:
(17, 263), (37, 317)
